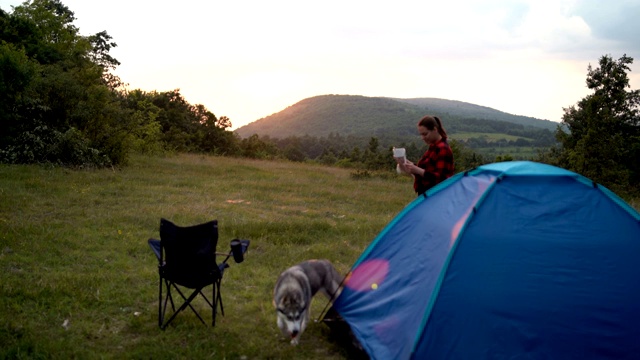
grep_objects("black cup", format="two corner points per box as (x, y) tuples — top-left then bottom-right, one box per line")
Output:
(230, 239), (244, 263)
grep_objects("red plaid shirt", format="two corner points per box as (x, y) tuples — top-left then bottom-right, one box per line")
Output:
(413, 139), (454, 195)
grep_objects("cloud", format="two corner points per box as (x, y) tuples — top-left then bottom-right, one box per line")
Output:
(571, 0), (640, 55)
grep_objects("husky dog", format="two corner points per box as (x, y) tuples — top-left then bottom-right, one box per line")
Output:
(273, 259), (343, 345)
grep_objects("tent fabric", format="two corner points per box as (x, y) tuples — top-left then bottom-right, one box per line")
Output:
(332, 161), (640, 360)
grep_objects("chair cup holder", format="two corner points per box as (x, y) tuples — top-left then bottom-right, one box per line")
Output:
(230, 239), (244, 263)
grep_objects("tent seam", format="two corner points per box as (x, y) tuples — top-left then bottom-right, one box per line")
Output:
(349, 171), (466, 269)
(409, 175), (499, 357)
(351, 195), (426, 269)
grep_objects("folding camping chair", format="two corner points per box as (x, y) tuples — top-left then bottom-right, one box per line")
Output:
(147, 218), (250, 329)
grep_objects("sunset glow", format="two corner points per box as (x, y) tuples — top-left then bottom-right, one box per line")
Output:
(2, 0), (638, 130)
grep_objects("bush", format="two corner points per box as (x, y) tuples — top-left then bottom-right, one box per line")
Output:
(0, 125), (111, 167)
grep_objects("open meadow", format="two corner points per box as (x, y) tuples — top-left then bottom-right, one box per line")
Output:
(0, 154), (416, 359)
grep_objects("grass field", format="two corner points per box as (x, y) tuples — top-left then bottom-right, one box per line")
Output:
(0, 154), (415, 359)
(2, 154), (639, 359)
(450, 132), (543, 160)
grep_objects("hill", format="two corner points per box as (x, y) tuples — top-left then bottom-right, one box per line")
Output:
(392, 98), (558, 130)
(234, 95), (559, 140)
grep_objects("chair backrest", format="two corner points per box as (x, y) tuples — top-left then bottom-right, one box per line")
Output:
(160, 218), (219, 288)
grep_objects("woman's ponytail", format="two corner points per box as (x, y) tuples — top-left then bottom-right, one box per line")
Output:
(434, 116), (448, 141)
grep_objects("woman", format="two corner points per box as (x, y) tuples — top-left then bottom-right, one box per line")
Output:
(397, 115), (454, 195)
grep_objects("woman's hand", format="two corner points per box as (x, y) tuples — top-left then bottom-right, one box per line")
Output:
(401, 161), (424, 176)
(398, 160), (415, 175)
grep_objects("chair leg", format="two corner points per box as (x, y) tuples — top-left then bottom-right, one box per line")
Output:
(212, 282), (216, 326)
(158, 273), (176, 328)
(161, 286), (205, 330)
(199, 290), (213, 308)
(210, 280), (225, 327)
(217, 280), (224, 317)
(158, 273), (163, 328)
(158, 279), (221, 329)
(172, 284), (206, 323)
(166, 279), (176, 312)
(160, 279), (176, 329)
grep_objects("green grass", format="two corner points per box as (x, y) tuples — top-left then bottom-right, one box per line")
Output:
(0, 154), (416, 359)
(2, 154), (639, 359)
(450, 132), (544, 159)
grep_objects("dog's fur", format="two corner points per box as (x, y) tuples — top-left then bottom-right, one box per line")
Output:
(273, 259), (343, 345)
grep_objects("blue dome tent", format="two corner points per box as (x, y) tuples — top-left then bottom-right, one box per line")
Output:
(329, 161), (640, 359)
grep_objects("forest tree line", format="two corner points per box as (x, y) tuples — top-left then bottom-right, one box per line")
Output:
(1, 1), (638, 198)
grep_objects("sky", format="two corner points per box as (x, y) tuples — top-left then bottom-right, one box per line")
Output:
(2, 0), (640, 130)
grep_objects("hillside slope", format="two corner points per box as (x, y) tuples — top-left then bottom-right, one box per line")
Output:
(392, 98), (558, 130)
(235, 95), (558, 139)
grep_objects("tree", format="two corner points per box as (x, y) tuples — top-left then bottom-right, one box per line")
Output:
(0, 41), (38, 148)
(88, 30), (123, 90)
(148, 89), (200, 151)
(0, 0), (131, 166)
(281, 137), (305, 162)
(362, 137), (393, 170)
(239, 134), (279, 159)
(195, 105), (237, 155)
(118, 89), (163, 154)
(449, 139), (485, 172)
(554, 54), (640, 195)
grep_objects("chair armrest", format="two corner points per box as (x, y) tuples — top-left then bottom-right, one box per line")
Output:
(147, 238), (162, 263)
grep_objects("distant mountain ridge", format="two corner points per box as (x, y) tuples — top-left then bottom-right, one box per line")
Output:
(391, 98), (558, 130)
(234, 95), (558, 139)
